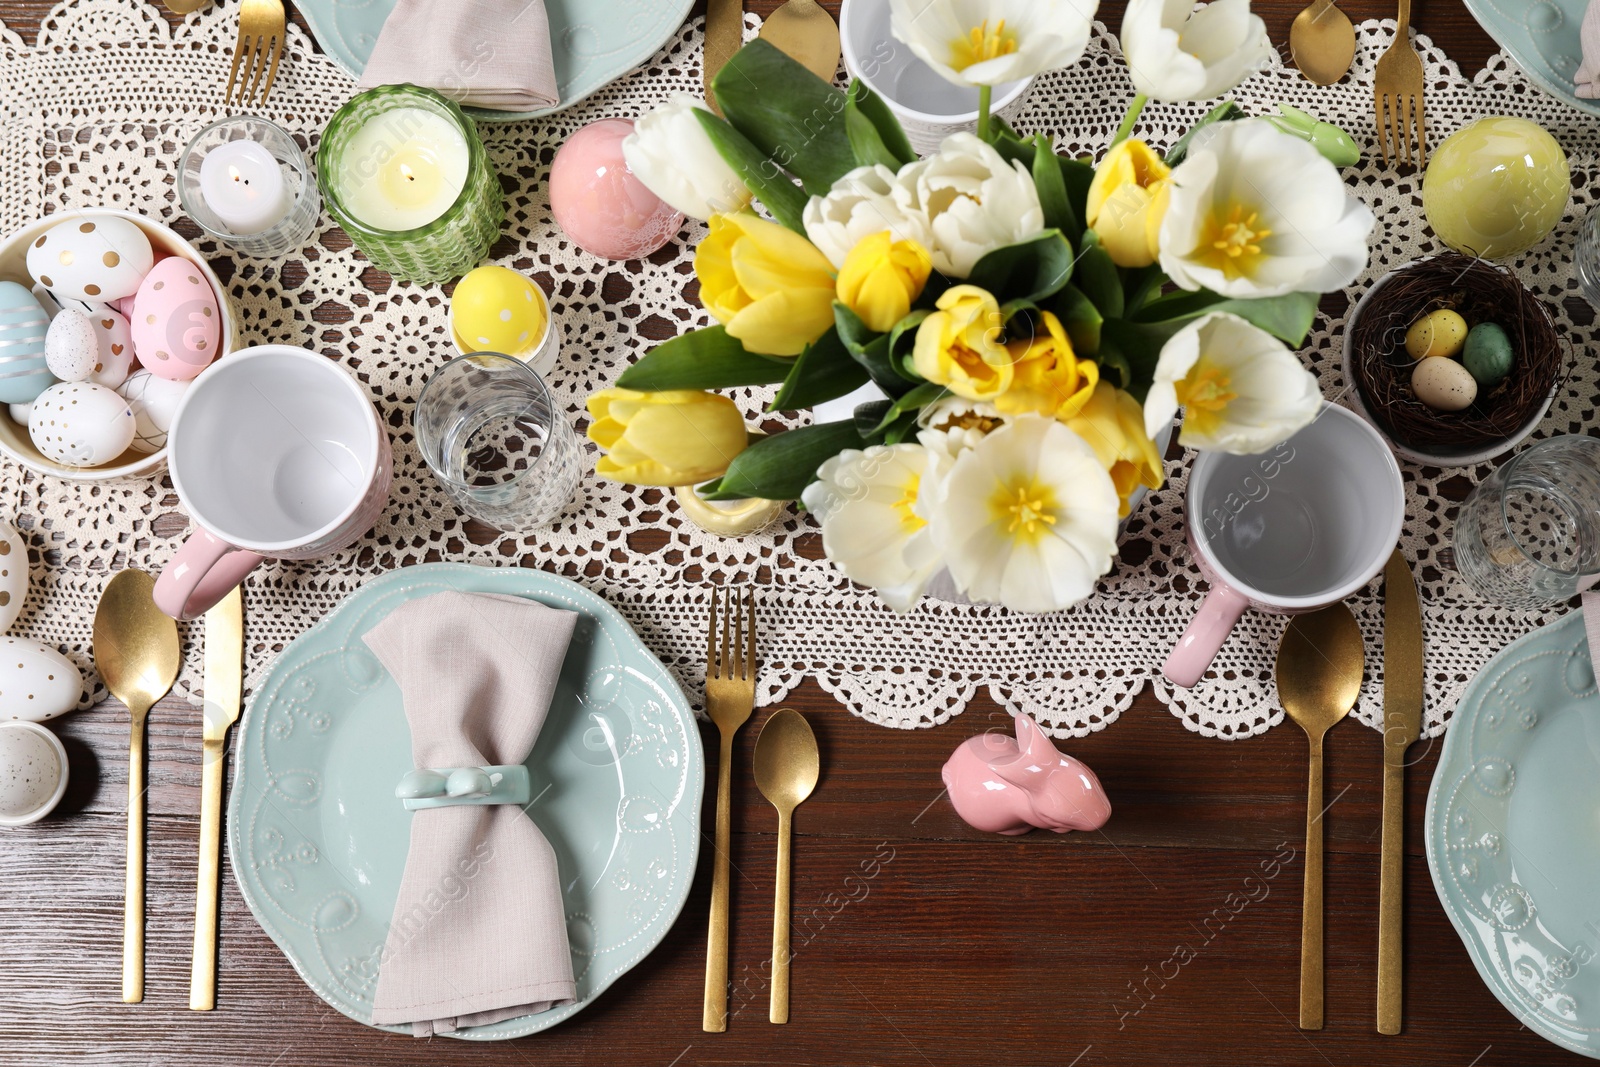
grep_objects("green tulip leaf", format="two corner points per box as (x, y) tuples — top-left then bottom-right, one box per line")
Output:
(854, 399), (894, 437)
(965, 230), (1076, 305)
(844, 80), (916, 169)
(712, 40), (855, 196)
(700, 420), (868, 501)
(888, 308), (932, 378)
(1048, 284), (1104, 357)
(1073, 229), (1124, 320)
(616, 325), (791, 391)
(871, 380), (949, 434)
(1164, 101), (1246, 168)
(693, 110), (809, 234)
(834, 302), (920, 396)
(1132, 289), (1321, 345)
(769, 327), (871, 410)
(1098, 318), (1174, 402)
(1030, 134), (1081, 243)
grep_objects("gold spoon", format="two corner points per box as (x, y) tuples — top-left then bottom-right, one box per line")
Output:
(1277, 604), (1364, 1030)
(94, 570), (181, 1005)
(752, 707), (820, 1024)
(1290, 0), (1357, 85)
(162, 0), (212, 12)
(757, 0), (841, 84)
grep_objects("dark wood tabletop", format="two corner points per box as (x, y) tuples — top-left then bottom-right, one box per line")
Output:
(0, 2), (1573, 1065)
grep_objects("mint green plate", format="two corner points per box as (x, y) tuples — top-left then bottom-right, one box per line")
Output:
(1425, 610), (1600, 1058)
(296, 0), (696, 122)
(227, 563), (703, 1039)
(1463, 0), (1600, 116)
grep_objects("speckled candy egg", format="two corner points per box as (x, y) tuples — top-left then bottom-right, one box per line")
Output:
(28, 380), (136, 467)
(549, 118), (685, 260)
(116, 370), (188, 454)
(450, 266), (549, 356)
(26, 215), (154, 303)
(0, 722), (66, 825)
(0, 281), (56, 406)
(0, 638), (81, 723)
(130, 258), (221, 381)
(1412, 355), (1479, 412)
(45, 307), (98, 382)
(0, 519), (27, 633)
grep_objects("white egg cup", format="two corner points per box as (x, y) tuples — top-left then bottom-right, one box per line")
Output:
(0, 721), (68, 827)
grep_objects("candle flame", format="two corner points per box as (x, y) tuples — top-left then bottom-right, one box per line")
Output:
(228, 165), (242, 183)
(399, 163), (415, 182)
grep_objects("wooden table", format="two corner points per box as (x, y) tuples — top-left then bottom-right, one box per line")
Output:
(0, 2), (1568, 1064)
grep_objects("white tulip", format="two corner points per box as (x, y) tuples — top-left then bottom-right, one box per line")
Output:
(801, 444), (944, 612)
(621, 93), (752, 222)
(898, 133), (1045, 277)
(1158, 119), (1375, 299)
(1142, 312), (1322, 454)
(1119, 0), (1273, 102)
(889, 0), (1099, 88)
(927, 415), (1120, 612)
(803, 165), (934, 270)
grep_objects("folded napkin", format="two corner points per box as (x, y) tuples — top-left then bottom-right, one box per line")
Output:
(363, 590), (578, 1036)
(1579, 0), (1600, 98)
(356, 0), (560, 112)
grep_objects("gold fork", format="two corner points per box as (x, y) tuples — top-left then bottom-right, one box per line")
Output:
(226, 0), (287, 107)
(1375, 0), (1426, 167)
(702, 586), (757, 1033)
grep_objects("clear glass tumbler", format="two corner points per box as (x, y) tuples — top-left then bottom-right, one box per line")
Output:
(178, 115), (321, 258)
(414, 354), (581, 532)
(1452, 435), (1600, 608)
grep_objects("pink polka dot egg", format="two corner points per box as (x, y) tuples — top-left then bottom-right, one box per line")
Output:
(130, 257), (221, 381)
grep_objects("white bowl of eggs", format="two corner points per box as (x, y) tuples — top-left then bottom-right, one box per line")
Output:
(0, 209), (236, 481)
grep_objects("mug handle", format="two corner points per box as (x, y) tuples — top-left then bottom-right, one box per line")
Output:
(1164, 583), (1250, 688)
(153, 527), (264, 621)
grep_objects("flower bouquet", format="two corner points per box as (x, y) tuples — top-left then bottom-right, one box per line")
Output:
(589, 0), (1374, 613)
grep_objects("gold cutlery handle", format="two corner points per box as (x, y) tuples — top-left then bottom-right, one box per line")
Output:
(702, 732), (735, 1032)
(123, 708), (148, 1004)
(1377, 757), (1405, 1034)
(190, 738), (226, 1010)
(770, 809), (792, 1024)
(1300, 734), (1325, 1030)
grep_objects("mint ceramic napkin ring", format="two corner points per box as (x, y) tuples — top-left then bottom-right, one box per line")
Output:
(395, 764), (530, 810)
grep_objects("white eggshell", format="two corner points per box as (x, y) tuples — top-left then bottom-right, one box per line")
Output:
(45, 308), (98, 382)
(7, 403), (30, 427)
(86, 307), (134, 388)
(116, 370), (188, 454)
(26, 215), (154, 304)
(130, 258), (221, 381)
(0, 520), (27, 633)
(28, 381), (136, 467)
(1411, 355), (1479, 412)
(0, 639), (81, 722)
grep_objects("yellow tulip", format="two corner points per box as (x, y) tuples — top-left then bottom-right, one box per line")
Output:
(1063, 381), (1165, 517)
(836, 231), (932, 333)
(912, 285), (1012, 402)
(1085, 139), (1172, 269)
(694, 212), (837, 357)
(587, 387), (748, 487)
(994, 310), (1098, 419)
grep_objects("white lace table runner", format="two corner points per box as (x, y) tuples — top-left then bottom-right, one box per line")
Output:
(0, 0), (1593, 740)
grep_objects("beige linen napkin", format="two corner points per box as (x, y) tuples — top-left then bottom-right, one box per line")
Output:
(356, 0), (560, 112)
(364, 590), (578, 1036)
(1578, 0), (1600, 98)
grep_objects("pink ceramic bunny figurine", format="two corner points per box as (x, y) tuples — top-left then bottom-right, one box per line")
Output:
(941, 713), (1111, 835)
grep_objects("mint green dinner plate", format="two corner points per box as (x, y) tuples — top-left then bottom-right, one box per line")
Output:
(1425, 610), (1600, 1058)
(228, 563), (703, 1039)
(296, 0), (696, 121)
(1463, 0), (1600, 116)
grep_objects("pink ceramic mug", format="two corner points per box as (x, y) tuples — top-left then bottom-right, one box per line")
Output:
(153, 346), (392, 620)
(1164, 403), (1404, 688)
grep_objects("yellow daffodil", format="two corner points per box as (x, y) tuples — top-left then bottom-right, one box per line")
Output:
(1063, 382), (1165, 516)
(694, 213), (837, 356)
(1086, 139), (1172, 268)
(994, 310), (1098, 418)
(836, 231), (933, 333)
(587, 387), (749, 486)
(912, 285), (1012, 401)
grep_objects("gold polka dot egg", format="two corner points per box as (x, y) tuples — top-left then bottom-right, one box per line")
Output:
(0, 636), (82, 723)
(27, 380), (136, 467)
(450, 266), (549, 357)
(130, 258), (221, 381)
(0, 519), (28, 634)
(25, 215), (154, 304)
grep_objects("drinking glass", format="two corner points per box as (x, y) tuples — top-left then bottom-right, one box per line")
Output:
(178, 115), (320, 259)
(1452, 435), (1600, 608)
(414, 354), (581, 532)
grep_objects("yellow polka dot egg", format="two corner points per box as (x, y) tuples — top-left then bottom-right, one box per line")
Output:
(450, 266), (549, 358)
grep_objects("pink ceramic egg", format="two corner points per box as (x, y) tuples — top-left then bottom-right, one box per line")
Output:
(130, 258), (221, 381)
(549, 118), (685, 261)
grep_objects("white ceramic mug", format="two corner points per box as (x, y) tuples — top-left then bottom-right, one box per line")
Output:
(1164, 403), (1405, 688)
(153, 345), (392, 620)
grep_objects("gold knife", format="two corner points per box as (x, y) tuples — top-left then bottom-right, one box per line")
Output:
(704, 0), (743, 115)
(190, 586), (243, 1011)
(1377, 550), (1423, 1035)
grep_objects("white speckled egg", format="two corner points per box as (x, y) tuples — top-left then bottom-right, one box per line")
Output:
(25, 215), (154, 303)
(0, 639), (80, 723)
(0, 280), (56, 405)
(1412, 355), (1479, 412)
(87, 308), (133, 388)
(45, 308), (98, 382)
(0, 721), (67, 825)
(116, 370), (188, 454)
(7, 402), (30, 427)
(28, 380), (136, 467)
(131, 258), (221, 381)
(0, 519), (28, 633)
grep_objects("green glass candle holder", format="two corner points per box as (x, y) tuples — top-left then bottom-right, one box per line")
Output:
(318, 84), (504, 285)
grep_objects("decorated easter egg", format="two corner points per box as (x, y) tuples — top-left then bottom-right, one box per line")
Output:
(0, 638), (81, 722)
(0, 519), (27, 634)
(130, 258), (221, 381)
(1463, 322), (1515, 387)
(7, 403), (30, 427)
(87, 307), (134, 387)
(26, 215), (154, 303)
(28, 381), (136, 467)
(1412, 355), (1478, 411)
(116, 370), (188, 454)
(45, 307), (99, 381)
(1404, 309), (1468, 360)
(550, 118), (685, 260)
(1423, 117), (1570, 260)
(450, 266), (549, 356)
(0, 281), (57, 405)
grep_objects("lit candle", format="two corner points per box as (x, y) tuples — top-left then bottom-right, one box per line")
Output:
(337, 107), (469, 232)
(198, 140), (289, 235)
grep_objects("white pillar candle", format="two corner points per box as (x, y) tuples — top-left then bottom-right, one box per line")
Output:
(198, 140), (289, 235)
(338, 107), (470, 232)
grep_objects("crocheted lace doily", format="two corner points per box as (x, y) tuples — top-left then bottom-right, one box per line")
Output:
(0, 0), (1592, 740)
